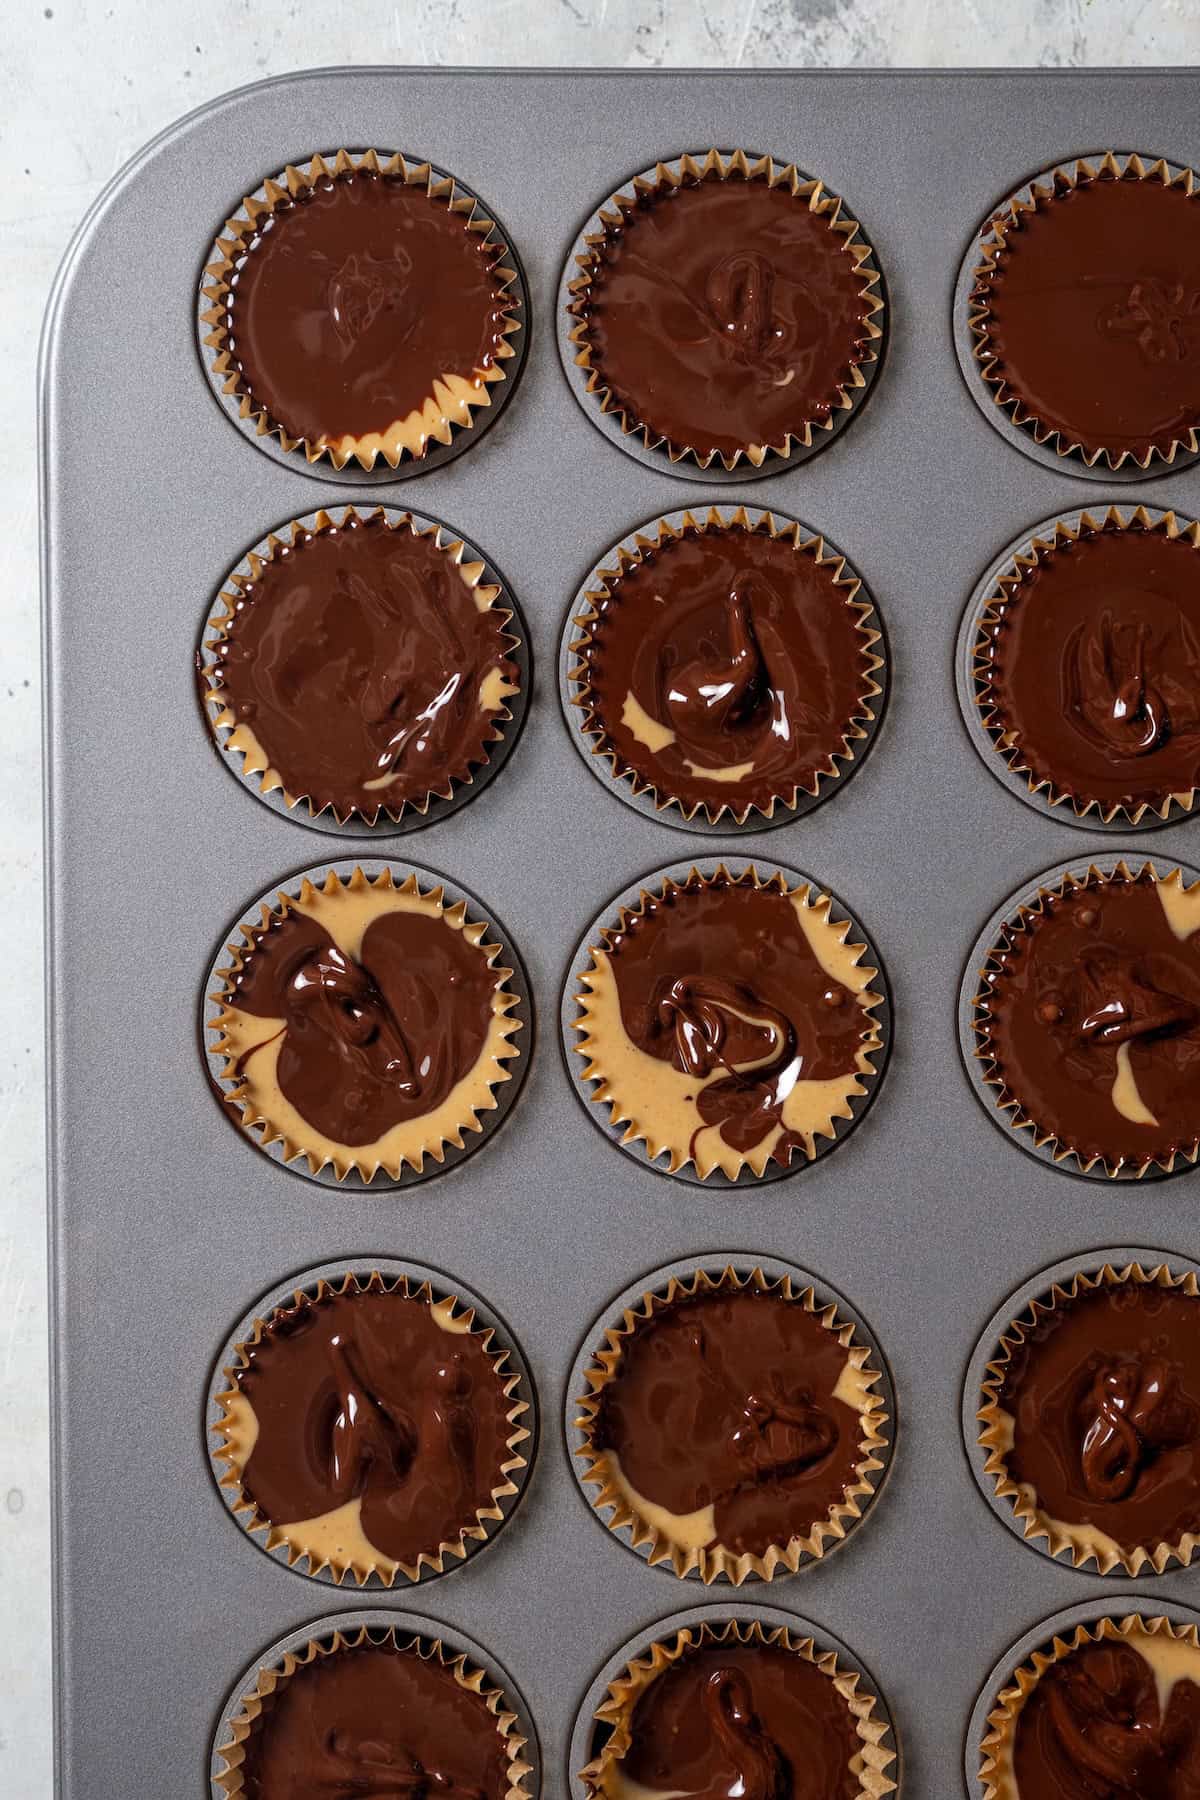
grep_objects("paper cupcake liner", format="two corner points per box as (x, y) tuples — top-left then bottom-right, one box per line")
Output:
(212, 1615), (535, 1800)
(570, 1259), (893, 1585)
(558, 150), (885, 481)
(970, 1252), (1200, 1576)
(562, 507), (886, 831)
(575, 1612), (897, 1799)
(955, 505), (1200, 831)
(198, 149), (527, 480)
(960, 853), (1200, 1181)
(563, 859), (890, 1188)
(208, 1259), (535, 1587)
(975, 1608), (1200, 1800)
(198, 506), (528, 835)
(955, 151), (1200, 479)
(203, 861), (529, 1189)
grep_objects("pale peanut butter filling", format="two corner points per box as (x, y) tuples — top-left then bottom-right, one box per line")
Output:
(1112, 1039), (1159, 1126)
(621, 691), (676, 754)
(1158, 868), (1200, 942)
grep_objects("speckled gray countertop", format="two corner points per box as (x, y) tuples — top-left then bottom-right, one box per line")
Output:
(7, 4), (1200, 1794)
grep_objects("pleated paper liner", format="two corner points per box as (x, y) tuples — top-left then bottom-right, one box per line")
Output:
(568, 1257), (894, 1584)
(959, 853), (1200, 1182)
(965, 1249), (1200, 1576)
(969, 1604), (1200, 1800)
(560, 506), (887, 834)
(198, 505), (529, 836)
(556, 149), (886, 482)
(202, 861), (530, 1191)
(207, 1258), (536, 1588)
(571, 1610), (897, 1800)
(953, 151), (1200, 481)
(955, 505), (1200, 831)
(212, 1613), (537, 1799)
(562, 858), (891, 1189)
(198, 149), (527, 482)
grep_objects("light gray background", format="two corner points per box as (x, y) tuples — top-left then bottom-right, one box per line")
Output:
(10, 4), (1200, 1797)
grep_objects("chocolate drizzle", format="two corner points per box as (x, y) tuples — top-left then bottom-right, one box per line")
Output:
(971, 161), (1200, 465)
(575, 519), (879, 819)
(228, 1280), (517, 1569)
(206, 513), (518, 823)
(569, 158), (879, 464)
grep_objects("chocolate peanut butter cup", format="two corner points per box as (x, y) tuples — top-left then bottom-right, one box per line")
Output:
(973, 1257), (1200, 1576)
(964, 857), (1200, 1179)
(563, 508), (886, 830)
(213, 1616), (534, 1799)
(200, 150), (525, 477)
(209, 1262), (533, 1586)
(575, 1614), (897, 1800)
(560, 151), (884, 478)
(567, 862), (889, 1185)
(976, 1611), (1200, 1800)
(571, 1262), (892, 1584)
(204, 862), (527, 1188)
(960, 507), (1200, 829)
(200, 507), (526, 833)
(960, 153), (1200, 475)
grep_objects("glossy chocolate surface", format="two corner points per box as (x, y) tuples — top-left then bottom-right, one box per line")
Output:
(999, 1281), (1200, 1554)
(593, 1285), (865, 1556)
(1012, 1638), (1200, 1798)
(577, 172), (872, 459)
(227, 904), (498, 1146)
(982, 874), (1200, 1167)
(240, 1637), (511, 1799)
(618, 1640), (860, 1800)
(974, 172), (1200, 459)
(209, 515), (516, 820)
(581, 524), (870, 815)
(234, 1283), (513, 1565)
(980, 524), (1200, 813)
(605, 873), (871, 1167)
(227, 169), (513, 446)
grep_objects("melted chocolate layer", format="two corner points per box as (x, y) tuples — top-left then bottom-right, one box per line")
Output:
(980, 524), (1200, 813)
(239, 1637), (511, 1800)
(999, 1281), (1200, 1555)
(974, 171), (1200, 459)
(982, 873), (1200, 1168)
(227, 904), (498, 1146)
(226, 168), (513, 447)
(593, 1285), (866, 1557)
(581, 524), (871, 815)
(618, 1639), (861, 1800)
(209, 515), (517, 820)
(605, 873), (871, 1166)
(576, 171), (873, 459)
(234, 1283), (513, 1566)
(1012, 1638), (1200, 1799)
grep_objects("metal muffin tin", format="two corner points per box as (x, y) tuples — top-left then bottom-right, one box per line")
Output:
(41, 67), (1200, 1800)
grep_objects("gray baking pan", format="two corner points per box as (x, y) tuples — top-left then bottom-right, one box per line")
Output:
(42, 66), (1200, 1800)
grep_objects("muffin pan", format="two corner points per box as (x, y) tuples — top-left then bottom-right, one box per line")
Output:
(42, 68), (1200, 1800)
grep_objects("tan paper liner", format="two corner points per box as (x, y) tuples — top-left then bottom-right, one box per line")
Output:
(214, 1622), (533, 1800)
(569, 507), (884, 825)
(971, 859), (1200, 1178)
(978, 1261), (1200, 1576)
(578, 1616), (896, 1798)
(201, 507), (521, 827)
(565, 149), (884, 471)
(574, 1265), (889, 1584)
(968, 152), (1200, 471)
(971, 507), (1200, 825)
(200, 149), (522, 471)
(574, 863), (885, 1181)
(209, 865), (523, 1181)
(211, 1269), (531, 1585)
(978, 1612), (1200, 1800)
